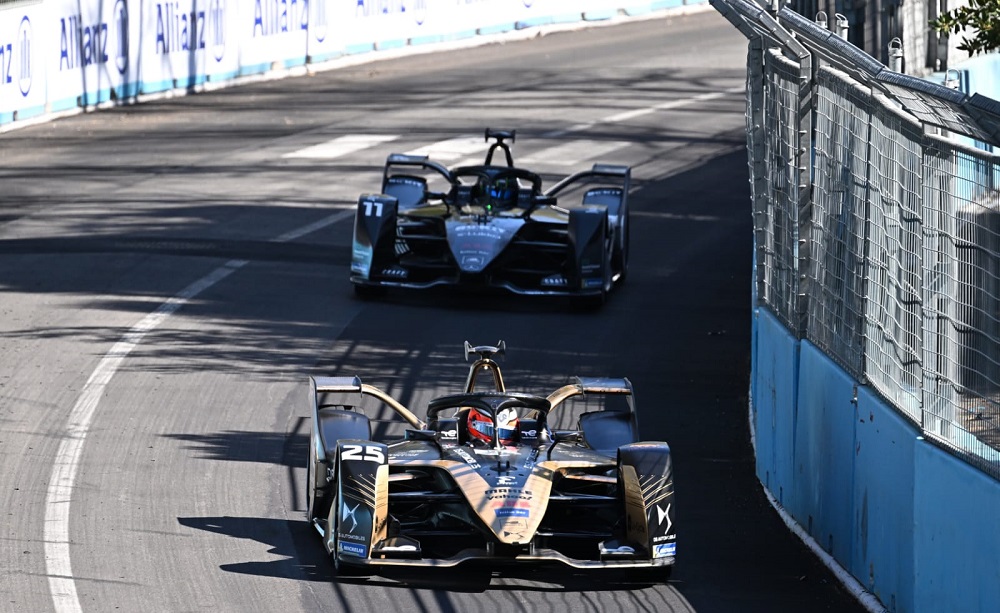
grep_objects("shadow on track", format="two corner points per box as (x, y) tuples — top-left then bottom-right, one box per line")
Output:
(177, 515), (670, 593)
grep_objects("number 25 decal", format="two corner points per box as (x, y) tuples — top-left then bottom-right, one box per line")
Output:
(341, 444), (385, 464)
(362, 200), (383, 217)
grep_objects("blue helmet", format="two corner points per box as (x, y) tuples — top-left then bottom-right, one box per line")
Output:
(488, 178), (517, 209)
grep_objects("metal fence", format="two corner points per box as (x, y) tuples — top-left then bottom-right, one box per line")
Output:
(712, 0), (1000, 478)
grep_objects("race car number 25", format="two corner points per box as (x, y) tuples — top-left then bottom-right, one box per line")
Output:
(341, 444), (385, 464)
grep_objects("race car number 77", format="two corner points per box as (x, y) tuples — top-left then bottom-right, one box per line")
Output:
(341, 444), (385, 463)
(363, 200), (383, 217)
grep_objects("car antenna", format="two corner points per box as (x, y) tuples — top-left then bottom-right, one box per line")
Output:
(463, 341), (506, 393)
(464, 340), (506, 362)
(484, 128), (515, 167)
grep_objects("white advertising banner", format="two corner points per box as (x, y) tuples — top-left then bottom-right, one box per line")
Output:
(0, 0), (687, 128)
(330, 0), (431, 55)
(305, 0), (340, 62)
(0, 4), (46, 122)
(46, 0), (138, 111)
(328, 0), (626, 55)
(235, 0), (309, 74)
(137, 0), (239, 94)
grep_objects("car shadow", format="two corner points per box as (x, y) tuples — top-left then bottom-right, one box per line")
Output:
(177, 515), (667, 593)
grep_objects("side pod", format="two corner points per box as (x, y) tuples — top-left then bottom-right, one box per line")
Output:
(351, 194), (399, 281)
(618, 443), (676, 561)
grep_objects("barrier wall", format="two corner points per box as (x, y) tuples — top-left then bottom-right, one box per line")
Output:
(754, 307), (1000, 613)
(0, 0), (702, 130)
(914, 437), (1000, 612)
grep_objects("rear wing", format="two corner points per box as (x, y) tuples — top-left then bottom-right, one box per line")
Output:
(546, 377), (640, 450)
(310, 376), (424, 430)
(544, 163), (631, 198)
(547, 376), (637, 416)
(381, 153), (452, 192)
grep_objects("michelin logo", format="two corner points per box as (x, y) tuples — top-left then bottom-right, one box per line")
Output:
(339, 541), (367, 557)
(653, 542), (676, 559)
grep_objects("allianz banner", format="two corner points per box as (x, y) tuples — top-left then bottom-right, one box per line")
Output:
(0, 0), (685, 129)
(0, 4), (45, 124)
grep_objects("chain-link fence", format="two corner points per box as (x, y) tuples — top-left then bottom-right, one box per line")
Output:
(713, 0), (1000, 478)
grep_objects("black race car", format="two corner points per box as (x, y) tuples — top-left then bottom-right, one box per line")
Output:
(306, 341), (676, 580)
(350, 129), (631, 305)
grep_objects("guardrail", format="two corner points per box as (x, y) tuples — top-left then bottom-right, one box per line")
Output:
(713, 0), (1000, 609)
(713, 0), (1000, 477)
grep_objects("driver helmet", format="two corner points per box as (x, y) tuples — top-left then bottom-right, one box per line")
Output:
(488, 177), (518, 210)
(467, 406), (519, 446)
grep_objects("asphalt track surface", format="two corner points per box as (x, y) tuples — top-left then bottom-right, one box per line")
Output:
(0, 10), (870, 613)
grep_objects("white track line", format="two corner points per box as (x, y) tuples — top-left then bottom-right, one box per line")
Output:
(282, 134), (398, 159)
(543, 87), (746, 138)
(43, 209), (354, 613)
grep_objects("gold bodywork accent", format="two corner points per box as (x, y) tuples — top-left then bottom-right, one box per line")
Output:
(395, 457), (606, 545)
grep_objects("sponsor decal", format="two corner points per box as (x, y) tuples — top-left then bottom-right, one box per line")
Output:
(501, 518), (529, 541)
(311, 0), (328, 42)
(460, 255), (485, 269)
(16, 16), (32, 96)
(59, 14), (109, 71)
(341, 501), (360, 533)
(208, 0), (226, 62)
(454, 224), (505, 240)
(253, 0), (308, 37)
(485, 488), (532, 501)
(657, 503), (672, 531)
(339, 541), (367, 557)
(145, 0), (224, 61)
(653, 534), (676, 544)
(495, 507), (529, 518)
(472, 447), (516, 458)
(653, 542), (676, 559)
(354, 0), (426, 25)
(452, 448), (480, 469)
(2, 16), (33, 96)
(113, 0), (128, 73)
(493, 500), (530, 509)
